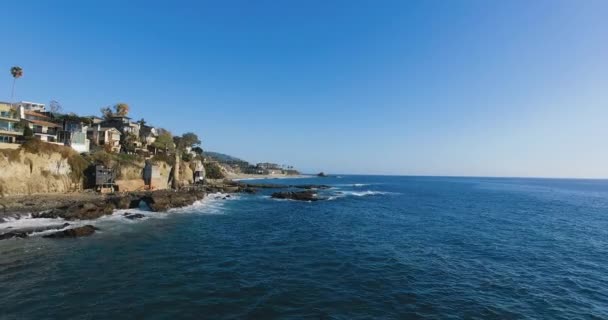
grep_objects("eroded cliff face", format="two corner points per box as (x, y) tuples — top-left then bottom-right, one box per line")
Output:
(0, 150), (77, 196)
(0, 145), (201, 195)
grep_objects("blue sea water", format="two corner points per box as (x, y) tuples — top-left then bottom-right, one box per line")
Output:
(1, 176), (608, 319)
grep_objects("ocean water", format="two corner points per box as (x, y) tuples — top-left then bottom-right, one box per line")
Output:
(1, 176), (608, 319)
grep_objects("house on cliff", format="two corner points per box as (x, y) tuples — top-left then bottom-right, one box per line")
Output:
(14, 101), (46, 112)
(57, 117), (91, 153)
(0, 102), (22, 147)
(87, 125), (122, 153)
(21, 110), (62, 144)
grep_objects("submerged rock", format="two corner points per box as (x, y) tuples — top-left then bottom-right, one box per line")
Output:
(271, 191), (325, 201)
(292, 184), (331, 190)
(43, 225), (99, 238)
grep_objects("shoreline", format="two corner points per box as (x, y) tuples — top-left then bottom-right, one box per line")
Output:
(0, 178), (326, 240)
(226, 173), (312, 181)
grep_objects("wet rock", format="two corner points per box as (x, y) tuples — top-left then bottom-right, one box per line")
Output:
(43, 225), (99, 238)
(110, 196), (140, 210)
(292, 184), (331, 190)
(243, 187), (257, 194)
(271, 191), (325, 201)
(124, 213), (146, 220)
(142, 190), (205, 212)
(0, 231), (28, 240)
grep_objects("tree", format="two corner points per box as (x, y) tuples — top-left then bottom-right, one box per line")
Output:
(173, 132), (201, 150)
(23, 125), (34, 139)
(181, 132), (201, 148)
(192, 146), (204, 155)
(114, 103), (129, 116)
(100, 106), (113, 119)
(100, 103), (130, 119)
(123, 133), (139, 153)
(138, 118), (146, 126)
(152, 130), (175, 152)
(10, 66), (23, 102)
(49, 100), (63, 113)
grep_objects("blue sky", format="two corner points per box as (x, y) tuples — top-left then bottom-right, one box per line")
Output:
(1, 0), (607, 177)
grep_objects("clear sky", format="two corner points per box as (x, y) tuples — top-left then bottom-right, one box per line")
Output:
(1, 0), (607, 177)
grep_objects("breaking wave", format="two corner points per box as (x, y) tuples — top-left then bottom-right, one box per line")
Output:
(0, 192), (238, 238)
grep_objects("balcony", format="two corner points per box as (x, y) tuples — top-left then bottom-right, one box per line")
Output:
(0, 111), (19, 121)
(0, 126), (22, 135)
(33, 128), (58, 136)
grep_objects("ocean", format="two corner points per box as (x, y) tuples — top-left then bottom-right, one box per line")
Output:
(1, 175), (608, 319)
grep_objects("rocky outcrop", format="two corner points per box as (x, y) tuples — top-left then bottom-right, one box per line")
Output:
(271, 190), (325, 201)
(232, 182), (330, 190)
(292, 184), (331, 190)
(124, 213), (146, 220)
(0, 223), (72, 240)
(30, 195), (140, 220)
(141, 190), (205, 212)
(43, 225), (99, 238)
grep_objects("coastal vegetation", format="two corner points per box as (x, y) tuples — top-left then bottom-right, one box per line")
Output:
(204, 162), (225, 179)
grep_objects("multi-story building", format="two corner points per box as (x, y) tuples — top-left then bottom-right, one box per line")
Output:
(58, 118), (90, 153)
(21, 110), (61, 143)
(139, 125), (158, 146)
(87, 124), (122, 153)
(15, 101), (45, 112)
(0, 102), (23, 146)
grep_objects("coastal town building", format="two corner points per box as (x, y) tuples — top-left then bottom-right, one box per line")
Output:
(102, 115), (140, 136)
(0, 102), (22, 147)
(87, 125), (122, 153)
(21, 110), (62, 143)
(88, 116), (104, 125)
(15, 101), (45, 112)
(139, 124), (158, 146)
(267, 168), (283, 175)
(58, 118), (90, 153)
(256, 162), (281, 170)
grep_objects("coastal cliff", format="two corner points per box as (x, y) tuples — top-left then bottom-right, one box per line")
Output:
(0, 140), (199, 196)
(0, 142), (85, 195)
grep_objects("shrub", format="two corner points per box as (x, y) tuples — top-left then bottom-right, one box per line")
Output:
(205, 162), (225, 179)
(182, 152), (193, 162)
(151, 153), (175, 166)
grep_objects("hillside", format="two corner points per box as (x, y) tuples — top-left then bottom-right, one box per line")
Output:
(205, 151), (247, 163)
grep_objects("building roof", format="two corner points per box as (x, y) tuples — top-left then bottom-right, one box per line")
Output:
(19, 101), (45, 105)
(27, 119), (62, 128)
(99, 127), (122, 134)
(24, 110), (52, 118)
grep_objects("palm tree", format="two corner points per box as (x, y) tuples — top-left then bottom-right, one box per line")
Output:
(10, 66), (23, 102)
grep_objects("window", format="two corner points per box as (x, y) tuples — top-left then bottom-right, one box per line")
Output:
(0, 135), (13, 143)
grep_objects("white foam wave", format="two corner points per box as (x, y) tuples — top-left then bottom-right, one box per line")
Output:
(167, 192), (239, 214)
(0, 215), (67, 231)
(0, 192), (240, 238)
(329, 190), (398, 199)
(331, 183), (371, 188)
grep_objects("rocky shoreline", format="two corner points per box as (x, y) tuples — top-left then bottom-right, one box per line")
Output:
(0, 180), (332, 240)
